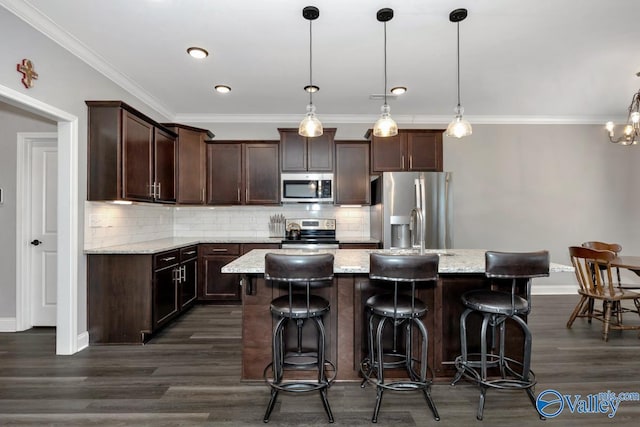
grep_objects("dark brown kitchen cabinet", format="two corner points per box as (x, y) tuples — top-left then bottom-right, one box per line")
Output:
(153, 249), (180, 329)
(179, 246), (198, 309)
(199, 244), (242, 302)
(198, 243), (280, 303)
(164, 124), (214, 204)
(367, 129), (444, 173)
(279, 128), (336, 172)
(86, 100), (177, 203)
(334, 141), (370, 205)
(87, 245), (197, 344)
(206, 141), (279, 205)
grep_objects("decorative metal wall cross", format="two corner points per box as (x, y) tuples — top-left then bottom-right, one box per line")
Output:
(17, 59), (38, 88)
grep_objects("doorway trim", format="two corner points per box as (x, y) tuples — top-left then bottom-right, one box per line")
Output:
(16, 132), (58, 330)
(2, 83), (80, 355)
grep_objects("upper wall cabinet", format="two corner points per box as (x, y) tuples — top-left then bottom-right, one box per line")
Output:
(163, 123), (214, 205)
(334, 141), (370, 205)
(206, 141), (280, 205)
(367, 129), (444, 173)
(278, 128), (336, 172)
(87, 101), (177, 203)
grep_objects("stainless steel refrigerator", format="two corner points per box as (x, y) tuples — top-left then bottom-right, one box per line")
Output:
(370, 172), (452, 249)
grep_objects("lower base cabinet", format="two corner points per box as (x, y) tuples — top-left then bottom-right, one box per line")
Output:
(88, 245), (198, 344)
(198, 243), (280, 302)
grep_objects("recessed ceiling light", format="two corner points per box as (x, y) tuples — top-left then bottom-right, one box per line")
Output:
(187, 47), (208, 59)
(390, 86), (407, 95)
(214, 85), (231, 93)
(304, 85), (319, 93)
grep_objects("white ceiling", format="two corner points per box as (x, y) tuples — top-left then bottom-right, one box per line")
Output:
(3, 0), (640, 125)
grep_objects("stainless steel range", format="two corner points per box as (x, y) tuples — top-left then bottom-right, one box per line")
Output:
(281, 218), (339, 250)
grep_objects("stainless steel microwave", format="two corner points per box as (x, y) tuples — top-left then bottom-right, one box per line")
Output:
(281, 173), (334, 203)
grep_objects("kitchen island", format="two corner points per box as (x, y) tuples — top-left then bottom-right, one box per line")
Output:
(222, 248), (573, 382)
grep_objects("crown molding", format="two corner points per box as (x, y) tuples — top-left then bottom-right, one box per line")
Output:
(173, 112), (613, 126)
(0, 0), (174, 119)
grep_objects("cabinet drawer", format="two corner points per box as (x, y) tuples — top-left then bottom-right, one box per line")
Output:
(180, 245), (198, 261)
(154, 249), (180, 270)
(199, 243), (241, 256)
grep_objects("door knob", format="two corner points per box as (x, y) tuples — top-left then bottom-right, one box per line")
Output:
(31, 239), (42, 246)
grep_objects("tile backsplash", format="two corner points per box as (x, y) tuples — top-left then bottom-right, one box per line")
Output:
(84, 202), (371, 249)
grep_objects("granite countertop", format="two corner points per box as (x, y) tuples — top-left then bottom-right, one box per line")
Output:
(84, 237), (380, 254)
(221, 248), (575, 275)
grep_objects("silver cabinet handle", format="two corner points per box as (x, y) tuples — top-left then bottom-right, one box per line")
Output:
(184, 250), (196, 255)
(160, 256), (176, 262)
(157, 182), (161, 199)
(211, 248), (228, 253)
(409, 155), (413, 169)
(237, 187), (240, 201)
(181, 265), (186, 282)
(402, 155), (405, 169)
(202, 187), (205, 202)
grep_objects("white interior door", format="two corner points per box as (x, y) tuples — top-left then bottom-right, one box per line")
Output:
(30, 141), (58, 326)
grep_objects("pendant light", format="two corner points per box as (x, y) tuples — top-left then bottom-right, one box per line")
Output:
(446, 8), (472, 139)
(373, 8), (398, 138)
(298, 6), (323, 137)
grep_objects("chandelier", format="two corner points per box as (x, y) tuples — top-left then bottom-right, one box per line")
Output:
(606, 83), (640, 146)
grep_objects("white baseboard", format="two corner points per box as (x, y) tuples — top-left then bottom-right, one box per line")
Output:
(532, 284), (577, 295)
(77, 331), (89, 351)
(0, 317), (17, 332)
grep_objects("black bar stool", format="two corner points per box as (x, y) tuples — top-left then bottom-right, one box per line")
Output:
(360, 253), (440, 423)
(451, 250), (549, 420)
(262, 253), (336, 423)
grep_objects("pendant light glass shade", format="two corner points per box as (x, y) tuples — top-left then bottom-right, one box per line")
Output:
(373, 8), (398, 137)
(299, 6), (323, 137)
(446, 106), (472, 138)
(446, 8), (471, 139)
(373, 104), (398, 137)
(299, 103), (323, 137)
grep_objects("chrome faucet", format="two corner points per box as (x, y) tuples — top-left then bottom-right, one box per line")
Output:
(410, 206), (425, 255)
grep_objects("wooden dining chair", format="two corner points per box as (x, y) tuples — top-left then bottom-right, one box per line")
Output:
(567, 246), (640, 341)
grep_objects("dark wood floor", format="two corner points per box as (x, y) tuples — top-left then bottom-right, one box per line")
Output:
(1, 296), (639, 426)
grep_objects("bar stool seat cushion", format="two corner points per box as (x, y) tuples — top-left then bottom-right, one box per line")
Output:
(461, 289), (528, 316)
(366, 293), (427, 318)
(270, 294), (330, 318)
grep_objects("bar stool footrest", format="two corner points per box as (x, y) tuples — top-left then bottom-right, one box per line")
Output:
(263, 360), (337, 393)
(452, 354), (536, 390)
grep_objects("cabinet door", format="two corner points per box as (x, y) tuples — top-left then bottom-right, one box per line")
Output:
(307, 130), (335, 172)
(154, 127), (177, 203)
(207, 143), (242, 204)
(335, 142), (370, 205)
(200, 255), (241, 301)
(370, 133), (406, 172)
(153, 266), (179, 328)
(406, 131), (443, 172)
(122, 111), (154, 201)
(280, 131), (307, 172)
(176, 128), (206, 204)
(180, 257), (198, 309)
(245, 143), (279, 204)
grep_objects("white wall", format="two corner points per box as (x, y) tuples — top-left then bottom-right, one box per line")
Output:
(0, 102), (56, 316)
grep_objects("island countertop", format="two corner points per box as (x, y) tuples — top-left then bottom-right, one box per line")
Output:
(221, 248), (574, 274)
